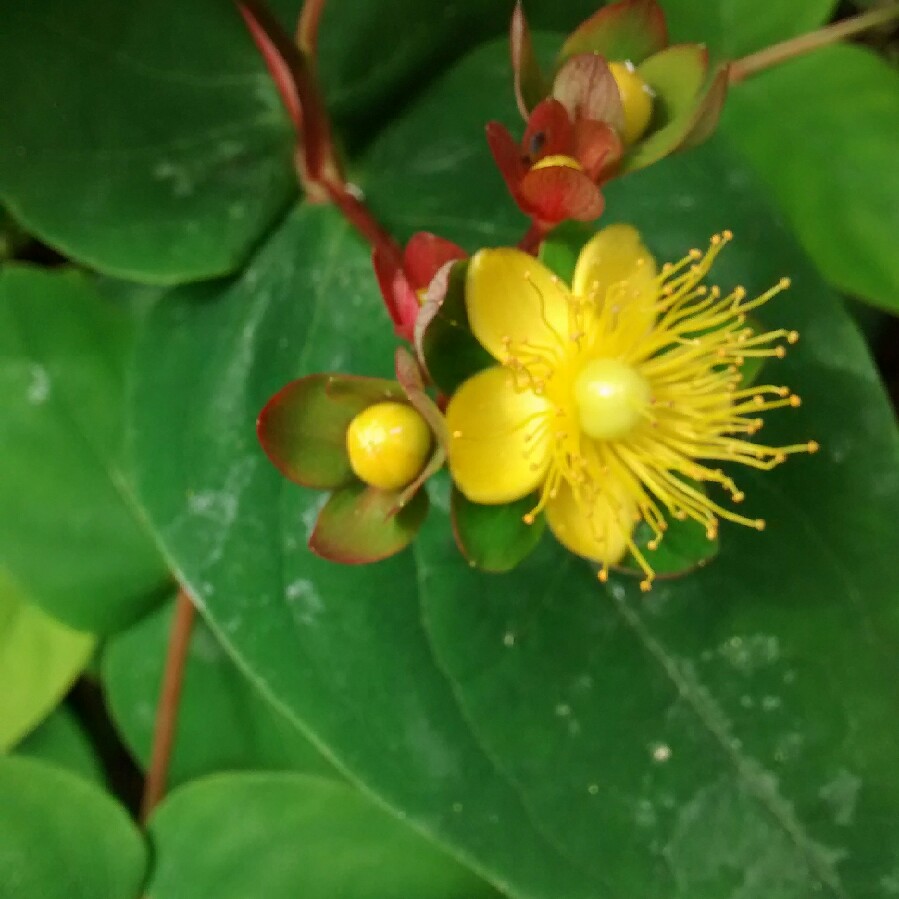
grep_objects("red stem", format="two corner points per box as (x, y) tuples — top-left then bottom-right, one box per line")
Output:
(322, 180), (402, 256)
(518, 219), (550, 255)
(297, 0), (326, 56)
(139, 587), (196, 823)
(237, 0), (403, 255)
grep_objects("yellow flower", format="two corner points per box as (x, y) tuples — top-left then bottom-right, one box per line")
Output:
(445, 225), (817, 590)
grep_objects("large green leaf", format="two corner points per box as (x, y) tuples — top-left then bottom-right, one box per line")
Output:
(0, 757), (145, 899)
(13, 705), (105, 785)
(103, 599), (335, 786)
(659, 0), (838, 60)
(0, 266), (169, 632)
(0, 573), (94, 750)
(148, 772), (499, 898)
(129, 38), (899, 899)
(0, 0), (674, 284)
(0, 0), (295, 283)
(723, 46), (899, 311)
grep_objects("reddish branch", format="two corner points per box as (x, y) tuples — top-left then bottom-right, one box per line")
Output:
(139, 587), (196, 823)
(236, 0), (401, 261)
(297, 0), (326, 56)
(729, 3), (899, 84)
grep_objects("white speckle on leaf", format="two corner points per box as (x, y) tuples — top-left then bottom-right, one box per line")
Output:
(190, 626), (222, 663)
(153, 160), (195, 197)
(502, 631), (515, 647)
(718, 634), (780, 674)
(555, 703), (571, 717)
(573, 674), (594, 692)
(819, 769), (862, 826)
(26, 364), (50, 404)
(651, 742), (672, 763)
(285, 578), (323, 626)
(665, 778), (845, 896)
(188, 489), (237, 522)
(635, 799), (657, 828)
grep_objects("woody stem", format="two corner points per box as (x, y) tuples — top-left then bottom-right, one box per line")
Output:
(729, 3), (899, 84)
(139, 587), (196, 823)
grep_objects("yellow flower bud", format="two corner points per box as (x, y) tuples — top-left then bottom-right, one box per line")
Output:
(609, 61), (654, 146)
(346, 401), (432, 491)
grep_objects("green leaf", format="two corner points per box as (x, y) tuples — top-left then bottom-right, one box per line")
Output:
(723, 46), (899, 311)
(659, 0), (838, 60)
(0, 0), (296, 283)
(129, 37), (899, 899)
(0, 208), (27, 262)
(148, 772), (500, 899)
(451, 487), (546, 573)
(13, 706), (105, 786)
(102, 599), (335, 787)
(0, 266), (168, 632)
(0, 573), (94, 750)
(0, 757), (146, 899)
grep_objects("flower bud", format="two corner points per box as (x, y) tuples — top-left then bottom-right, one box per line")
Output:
(609, 61), (654, 145)
(346, 402), (432, 491)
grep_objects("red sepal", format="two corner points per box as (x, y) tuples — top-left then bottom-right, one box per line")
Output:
(522, 98), (575, 162)
(309, 482), (429, 564)
(519, 166), (605, 223)
(485, 121), (528, 197)
(511, 1), (550, 118)
(372, 244), (419, 342)
(573, 119), (623, 180)
(553, 54), (624, 134)
(403, 233), (466, 292)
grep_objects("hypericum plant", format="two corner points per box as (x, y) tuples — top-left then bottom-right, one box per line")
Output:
(246, 0), (817, 583)
(3, 0), (898, 895)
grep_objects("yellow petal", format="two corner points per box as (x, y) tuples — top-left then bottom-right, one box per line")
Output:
(466, 248), (572, 362)
(572, 224), (658, 334)
(446, 366), (552, 504)
(545, 478), (634, 565)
